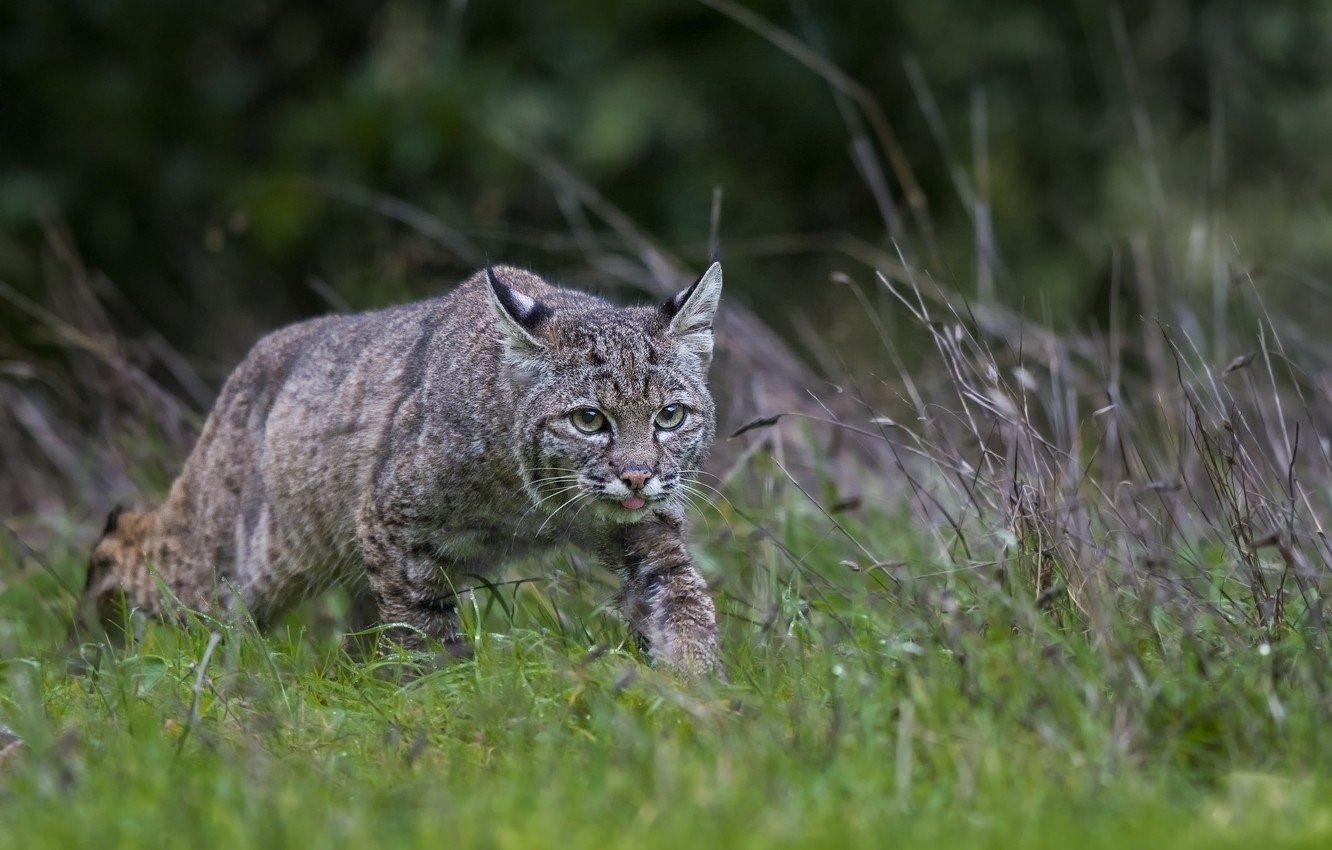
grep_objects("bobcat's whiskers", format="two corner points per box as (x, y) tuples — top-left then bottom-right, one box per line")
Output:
(534, 490), (594, 539)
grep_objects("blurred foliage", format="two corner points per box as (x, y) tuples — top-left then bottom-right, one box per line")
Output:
(4, 0), (1332, 374)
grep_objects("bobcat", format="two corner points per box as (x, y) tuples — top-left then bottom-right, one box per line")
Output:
(81, 263), (724, 672)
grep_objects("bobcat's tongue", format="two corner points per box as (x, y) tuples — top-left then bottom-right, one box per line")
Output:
(620, 495), (647, 510)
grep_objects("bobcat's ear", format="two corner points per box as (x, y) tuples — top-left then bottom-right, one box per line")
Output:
(486, 266), (552, 363)
(662, 261), (722, 367)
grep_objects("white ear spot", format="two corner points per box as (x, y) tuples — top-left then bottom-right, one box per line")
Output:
(485, 266), (551, 364)
(506, 288), (536, 316)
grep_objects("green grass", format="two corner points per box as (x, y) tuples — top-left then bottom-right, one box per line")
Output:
(3, 480), (1332, 850)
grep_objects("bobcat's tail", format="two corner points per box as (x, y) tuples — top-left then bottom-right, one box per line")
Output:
(75, 506), (160, 641)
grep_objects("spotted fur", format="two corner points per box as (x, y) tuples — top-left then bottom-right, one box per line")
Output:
(80, 264), (724, 673)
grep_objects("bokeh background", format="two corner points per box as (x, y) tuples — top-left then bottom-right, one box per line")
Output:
(5, 0), (1332, 513)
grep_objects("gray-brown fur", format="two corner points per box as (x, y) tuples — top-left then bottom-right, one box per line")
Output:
(81, 264), (724, 673)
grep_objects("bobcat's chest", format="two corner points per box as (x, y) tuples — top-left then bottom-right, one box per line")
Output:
(420, 515), (532, 568)
(422, 492), (592, 570)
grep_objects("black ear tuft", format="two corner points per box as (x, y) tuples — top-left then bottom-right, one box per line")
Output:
(486, 266), (553, 334)
(662, 261), (723, 322)
(660, 262), (722, 366)
(662, 276), (700, 319)
(661, 262), (722, 322)
(102, 505), (125, 537)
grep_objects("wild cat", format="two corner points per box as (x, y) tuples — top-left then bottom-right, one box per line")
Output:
(81, 263), (724, 672)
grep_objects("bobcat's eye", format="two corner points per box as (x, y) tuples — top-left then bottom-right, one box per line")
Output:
(654, 404), (687, 431)
(570, 407), (608, 433)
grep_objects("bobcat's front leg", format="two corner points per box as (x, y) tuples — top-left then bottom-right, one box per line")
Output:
(613, 513), (719, 675)
(357, 510), (464, 654)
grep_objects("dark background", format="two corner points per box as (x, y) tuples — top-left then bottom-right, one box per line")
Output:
(4, 0), (1332, 392)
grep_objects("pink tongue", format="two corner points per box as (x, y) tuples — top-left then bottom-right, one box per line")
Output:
(620, 495), (647, 510)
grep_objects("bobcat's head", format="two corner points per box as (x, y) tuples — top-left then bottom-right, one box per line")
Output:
(487, 263), (722, 524)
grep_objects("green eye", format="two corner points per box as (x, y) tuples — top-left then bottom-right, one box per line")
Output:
(654, 404), (687, 431)
(570, 407), (607, 433)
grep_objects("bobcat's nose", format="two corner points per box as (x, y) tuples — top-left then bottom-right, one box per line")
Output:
(618, 462), (654, 491)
